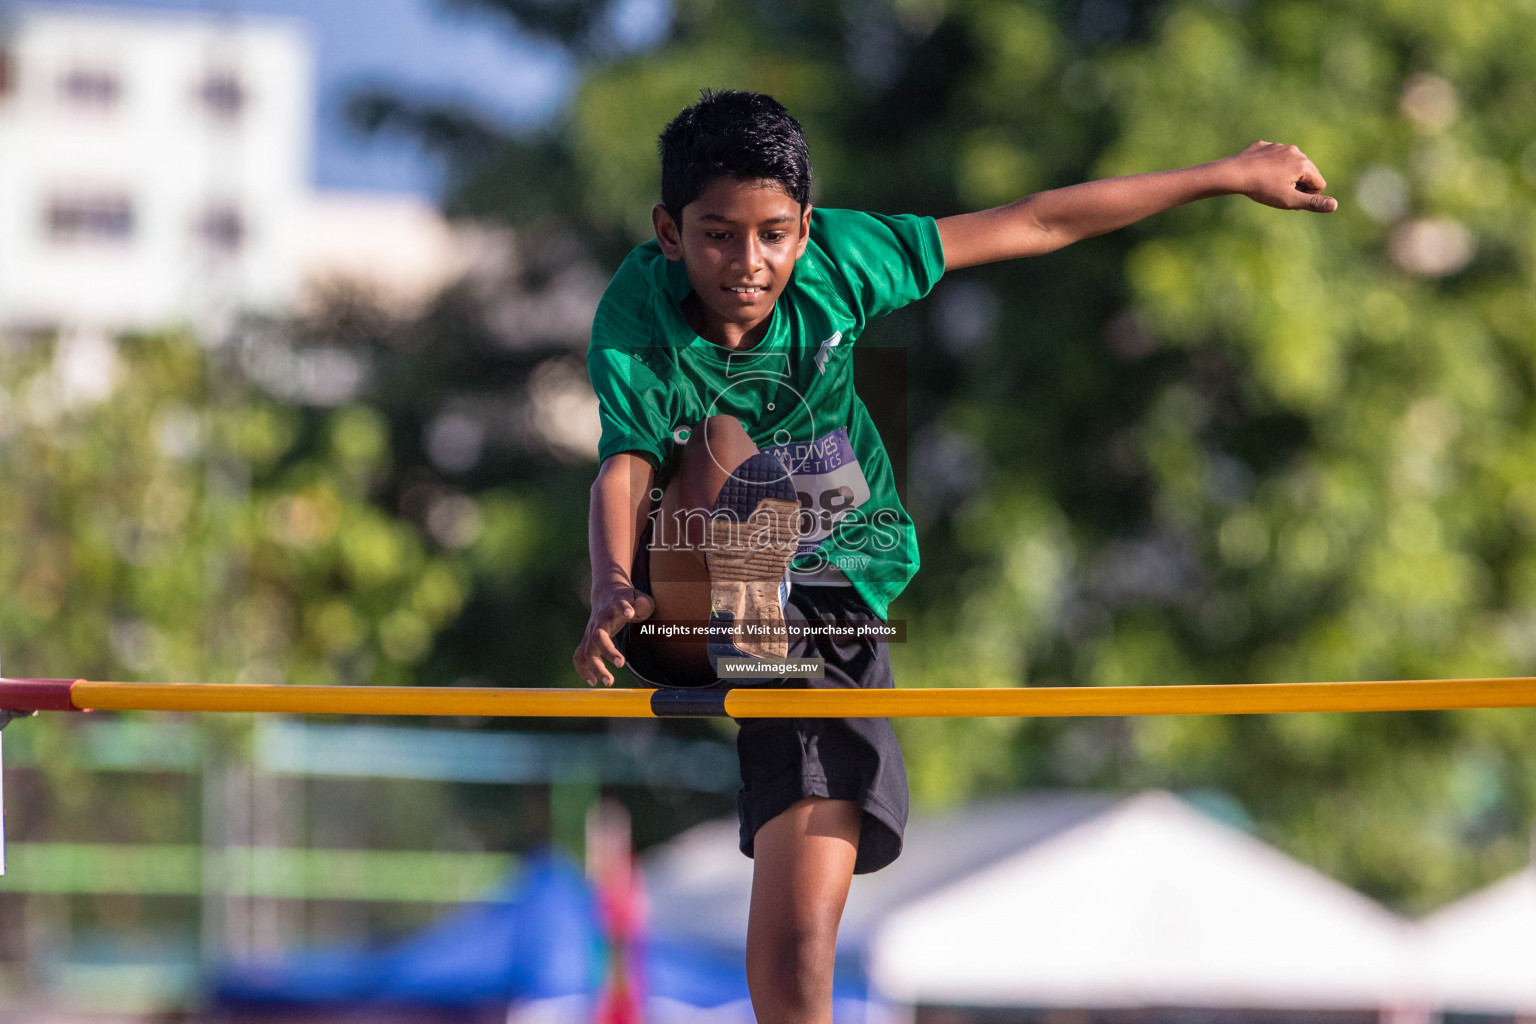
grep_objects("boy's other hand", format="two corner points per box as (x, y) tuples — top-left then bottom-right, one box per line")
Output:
(1228, 140), (1338, 213)
(575, 585), (656, 687)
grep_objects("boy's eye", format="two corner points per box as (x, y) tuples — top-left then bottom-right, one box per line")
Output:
(762, 232), (787, 243)
(705, 230), (731, 240)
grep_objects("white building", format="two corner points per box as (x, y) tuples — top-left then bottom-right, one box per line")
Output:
(298, 189), (477, 316)
(0, 3), (311, 331)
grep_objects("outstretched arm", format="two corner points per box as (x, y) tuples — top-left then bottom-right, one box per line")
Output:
(574, 452), (656, 687)
(937, 141), (1337, 271)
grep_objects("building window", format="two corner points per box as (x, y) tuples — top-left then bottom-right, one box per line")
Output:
(58, 66), (120, 108)
(47, 194), (135, 243)
(197, 71), (245, 120)
(196, 204), (245, 252)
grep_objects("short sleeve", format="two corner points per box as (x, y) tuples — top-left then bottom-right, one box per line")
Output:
(809, 208), (946, 322)
(588, 256), (675, 467)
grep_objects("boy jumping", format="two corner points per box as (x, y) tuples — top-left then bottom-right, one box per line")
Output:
(575, 90), (1333, 1024)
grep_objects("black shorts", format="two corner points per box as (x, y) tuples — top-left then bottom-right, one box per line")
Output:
(615, 534), (909, 875)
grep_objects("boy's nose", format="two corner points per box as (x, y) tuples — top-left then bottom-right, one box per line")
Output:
(732, 238), (764, 271)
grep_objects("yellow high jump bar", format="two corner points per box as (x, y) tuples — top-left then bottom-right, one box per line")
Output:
(4, 675), (1536, 720)
(5, 675), (1536, 875)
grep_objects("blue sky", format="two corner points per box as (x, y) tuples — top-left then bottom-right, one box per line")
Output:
(26, 0), (665, 196)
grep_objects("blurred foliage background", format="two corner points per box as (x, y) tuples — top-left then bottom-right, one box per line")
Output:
(7, 0), (1536, 919)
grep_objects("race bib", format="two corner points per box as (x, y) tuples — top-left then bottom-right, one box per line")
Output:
(762, 427), (871, 557)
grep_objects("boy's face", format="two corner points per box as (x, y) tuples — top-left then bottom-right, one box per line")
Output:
(652, 177), (812, 347)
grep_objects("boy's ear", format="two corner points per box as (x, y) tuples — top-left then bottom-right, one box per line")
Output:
(653, 204), (684, 260)
(795, 204), (813, 259)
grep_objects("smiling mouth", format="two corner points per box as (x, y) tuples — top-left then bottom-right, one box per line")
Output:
(725, 285), (767, 296)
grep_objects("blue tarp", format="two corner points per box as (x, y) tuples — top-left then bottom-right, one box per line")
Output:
(214, 851), (599, 1008)
(212, 849), (868, 1012)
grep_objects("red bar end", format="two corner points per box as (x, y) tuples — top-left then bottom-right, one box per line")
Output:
(0, 678), (82, 712)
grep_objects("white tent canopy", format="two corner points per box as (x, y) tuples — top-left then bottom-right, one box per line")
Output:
(1417, 866), (1536, 1016)
(867, 791), (1416, 1012)
(644, 792), (1120, 953)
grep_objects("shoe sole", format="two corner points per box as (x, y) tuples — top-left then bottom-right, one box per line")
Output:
(706, 497), (801, 659)
(706, 455), (801, 661)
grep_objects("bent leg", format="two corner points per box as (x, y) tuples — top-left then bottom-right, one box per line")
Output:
(746, 797), (862, 1024)
(646, 416), (760, 684)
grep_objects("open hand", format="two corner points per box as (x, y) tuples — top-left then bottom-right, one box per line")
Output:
(574, 585), (656, 687)
(1229, 141), (1338, 213)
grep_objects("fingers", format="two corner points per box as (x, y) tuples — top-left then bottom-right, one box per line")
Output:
(574, 586), (655, 687)
(1292, 159), (1336, 212)
(595, 623), (625, 668)
(577, 625), (625, 687)
(575, 645), (614, 687)
(598, 603), (637, 657)
(574, 622), (624, 688)
(599, 591), (656, 645)
(1290, 168), (1339, 211)
(1295, 158), (1326, 194)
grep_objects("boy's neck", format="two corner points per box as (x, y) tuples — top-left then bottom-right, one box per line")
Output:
(681, 293), (773, 351)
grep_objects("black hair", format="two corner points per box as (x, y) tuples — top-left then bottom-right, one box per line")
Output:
(658, 89), (812, 221)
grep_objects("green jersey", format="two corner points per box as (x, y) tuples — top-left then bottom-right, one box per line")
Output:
(588, 207), (945, 620)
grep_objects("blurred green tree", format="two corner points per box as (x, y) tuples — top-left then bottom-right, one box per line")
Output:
(0, 327), (472, 740)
